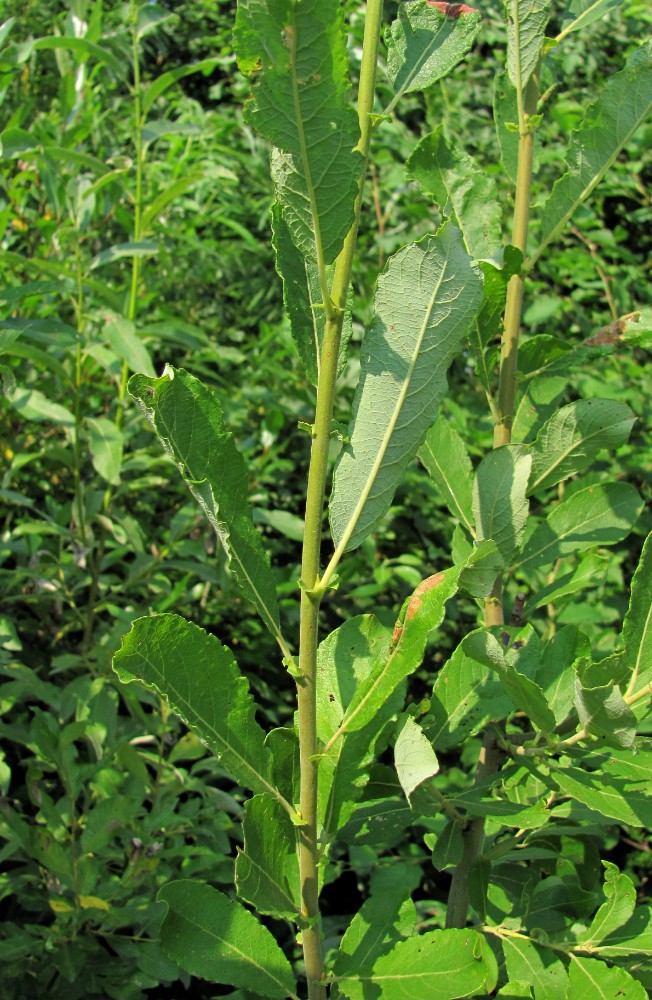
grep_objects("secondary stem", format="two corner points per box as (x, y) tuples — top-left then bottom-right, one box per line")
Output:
(296, 3), (383, 996)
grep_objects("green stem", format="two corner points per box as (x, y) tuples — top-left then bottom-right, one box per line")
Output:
(296, 4), (384, 996)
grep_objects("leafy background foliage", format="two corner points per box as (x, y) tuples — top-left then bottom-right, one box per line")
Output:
(0, 0), (651, 997)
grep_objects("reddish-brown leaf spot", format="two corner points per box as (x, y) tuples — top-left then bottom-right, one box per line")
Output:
(406, 572), (446, 621)
(426, 1), (477, 16)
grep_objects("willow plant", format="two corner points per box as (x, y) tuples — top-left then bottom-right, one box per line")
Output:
(113, 1), (652, 997)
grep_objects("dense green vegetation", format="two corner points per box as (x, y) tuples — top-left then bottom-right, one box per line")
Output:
(0, 0), (651, 997)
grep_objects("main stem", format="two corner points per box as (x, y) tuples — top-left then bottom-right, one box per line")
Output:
(296, 4), (383, 996)
(447, 45), (541, 927)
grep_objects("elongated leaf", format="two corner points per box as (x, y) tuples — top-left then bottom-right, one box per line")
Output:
(336, 568), (461, 736)
(235, 0), (360, 263)
(567, 955), (646, 1000)
(394, 715), (439, 802)
(102, 311), (155, 377)
(523, 553), (607, 613)
(129, 367), (281, 642)
(142, 57), (220, 113)
(333, 863), (420, 983)
(535, 626), (590, 725)
(336, 928), (497, 1000)
(431, 820), (464, 870)
(235, 794), (300, 918)
(494, 70), (519, 184)
(428, 640), (512, 750)
(418, 414), (474, 532)
(502, 937), (568, 999)
(551, 766), (650, 827)
(385, 0), (482, 101)
(89, 240), (158, 270)
(463, 629), (556, 733)
(535, 40), (652, 262)
(515, 482), (643, 573)
(623, 531), (652, 702)
(579, 863), (636, 949)
(559, 0), (621, 38)
(158, 881), (297, 998)
(330, 227), (482, 552)
(271, 204), (351, 386)
(528, 399), (635, 493)
(8, 386), (75, 428)
(512, 375), (568, 443)
(596, 905), (652, 957)
(574, 659), (637, 749)
(407, 126), (502, 260)
(317, 616), (403, 839)
(473, 445), (532, 567)
(505, 0), (552, 91)
(32, 35), (124, 73)
(86, 416), (124, 485)
(113, 615), (285, 805)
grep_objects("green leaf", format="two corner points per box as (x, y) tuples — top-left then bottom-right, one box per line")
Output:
(535, 40), (652, 263)
(528, 399), (635, 494)
(515, 482), (643, 573)
(502, 937), (568, 1000)
(158, 881), (297, 998)
(142, 58), (220, 112)
(330, 227), (482, 552)
(336, 928), (497, 1000)
(89, 240), (159, 270)
(431, 820), (464, 871)
(623, 531), (652, 705)
(551, 766), (651, 827)
(394, 715), (439, 802)
(407, 126), (503, 260)
(463, 629), (556, 733)
(458, 539), (504, 598)
(86, 417), (123, 486)
(505, 0), (552, 91)
(535, 626), (590, 725)
(428, 640), (512, 750)
(596, 905), (652, 957)
(579, 862), (636, 949)
(385, 0), (482, 101)
(235, 794), (300, 918)
(494, 70), (519, 184)
(523, 553), (607, 613)
(567, 955), (646, 1000)
(512, 375), (568, 444)
(332, 863), (420, 981)
(418, 414), (474, 533)
(558, 0), (621, 38)
(497, 980), (533, 998)
(316, 616), (403, 839)
(473, 445), (532, 566)
(8, 386), (75, 428)
(112, 615), (285, 806)
(101, 310), (155, 377)
(271, 204), (351, 386)
(574, 659), (637, 749)
(32, 35), (124, 74)
(336, 568), (461, 736)
(235, 0), (361, 264)
(129, 368), (281, 643)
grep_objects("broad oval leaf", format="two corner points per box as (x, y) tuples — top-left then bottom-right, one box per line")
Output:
(158, 880), (298, 999)
(528, 398), (635, 494)
(336, 927), (497, 1000)
(86, 416), (124, 485)
(534, 40), (652, 264)
(330, 226), (482, 552)
(129, 367), (281, 644)
(579, 862), (636, 949)
(394, 714), (439, 802)
(473, 445), (532, 566)
(235, 0), (361, 263)
(112, 614), (285, 806)
(505, 0), (552, 91)
(515, 482), (643, 573)
(502, 937), (568, 999)
(235, 793), (300, 918)
(567, 955), (646, 1000)
(385, 0), (482, 102)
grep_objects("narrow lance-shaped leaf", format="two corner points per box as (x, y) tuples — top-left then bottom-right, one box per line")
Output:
(534, 40), (652, 263)
(235, 793), (300, 918)
(271, 204), (351, 386)
(558, 0), (621, 39)
(235, 0), (361, 263)
(330, 226), (482, 553)
(407, 126), (503, 261)
(578, 862), (636, 949)
(113, 614), (287, 807)
(528, 399), (635, 494)
(129, 367), (282, 645)
(504, 0), (552, 91)
(336, 928), (497, 1000)
(385, 0), (482, 104)
(418, 414), (474, 533)
(158, 881), (298, 999)
(473, 445), (532, 567)
(623, 531), (652, 701)
(515, 481), (643, 574)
